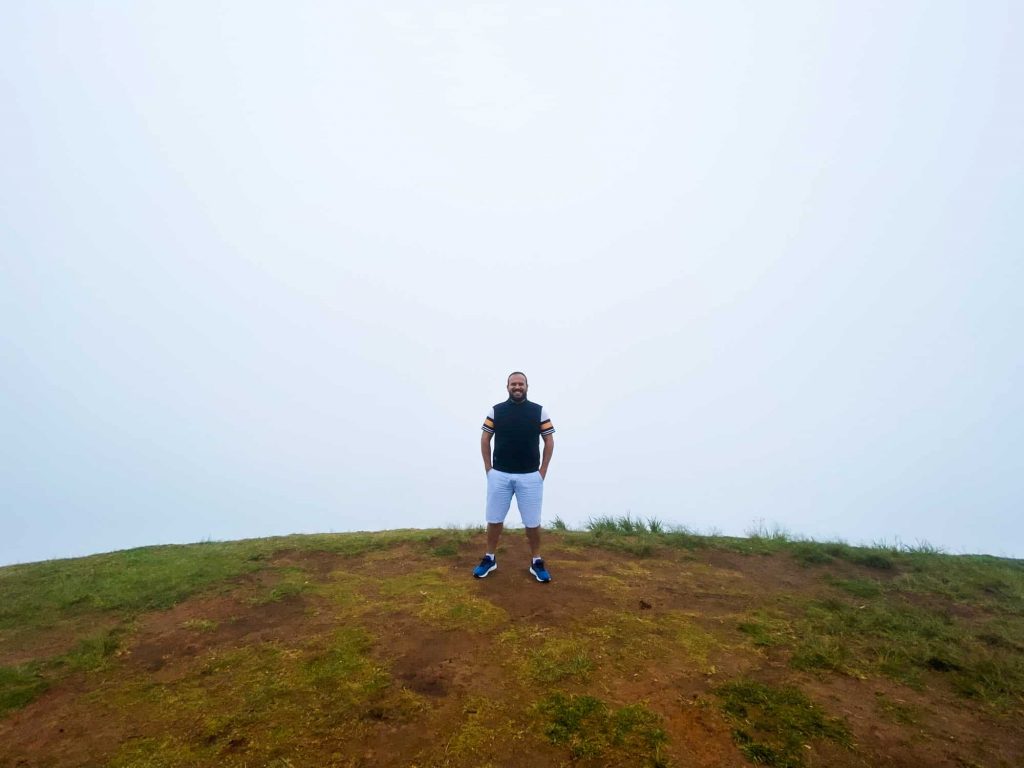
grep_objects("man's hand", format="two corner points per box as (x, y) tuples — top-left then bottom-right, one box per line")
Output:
(539, 468), (547, 480)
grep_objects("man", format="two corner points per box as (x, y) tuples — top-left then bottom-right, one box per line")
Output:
(474, 371), (556, 582)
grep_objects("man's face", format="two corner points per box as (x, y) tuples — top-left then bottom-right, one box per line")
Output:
(507, 374), (528, 402)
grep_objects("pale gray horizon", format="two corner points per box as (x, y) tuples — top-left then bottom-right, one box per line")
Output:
(2, 1), (1022, 566)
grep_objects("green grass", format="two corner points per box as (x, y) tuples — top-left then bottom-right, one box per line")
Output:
(107, 736), (204, 767)
(377, 568), (508, 631)
(498, 628), (596, 684)
(549, 524), (1024, 711)
(827, 576), (883, 598)
(789, 595), (1024, 706)
(527, 637), (595, 683)
(745, 519), (793, 542)
(847, 551), (896, 570)
(103, 627), (403, 766)
(59, 626), (126, 672)
(792, 596), (958, 681)
(728, 550), (1024, 711)
(442, 695), (520, 762)
(302, 626), (390, 702)
(873, 693), (920, 725)
(715, 679), (851, 767)
(738, 612), (796, 648)
(0, 542), (270, 632)
(0, 664), (48, 717)
(430, 542), (459, 557)
(562, 519), (923, 567)
(553, 518), (976, 573)
(182, 618), (218, 633)
(789, 542), (835, 566)
(584, 514), (671, 537)
(535, 692), (668, 766)
(891, 554), (1024, 612)
(4, 522), (1024, 751)
(0, 530), (481, 718)
(564, 515), (705, 557)
(0, 625), (125, 717)
(0, 531), (468, 633)
(247, 566), (312, 605)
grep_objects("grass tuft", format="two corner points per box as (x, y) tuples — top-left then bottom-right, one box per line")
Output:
(303, 627), (389, 701)
(248, 567), (312, 605)
(0, 664), (48, 717)
(745, 519), (792, 542)
(61, 627), (125, 672)
(528, 637), (595, 683)
(738, 612), (795, 649)
(716, 679), (851, 767)
(535, 692), (668, 766)
(790, 542), (834, 566)
(181, 618), (218, 633)
(585, 514), (666, 536)
(827, 576), (883, 599)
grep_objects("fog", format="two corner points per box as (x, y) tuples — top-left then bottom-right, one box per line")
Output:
(3, 2), (1022, 565)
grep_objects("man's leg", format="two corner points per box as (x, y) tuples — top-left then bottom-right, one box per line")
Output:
(487, 522), (503, 553)
(516, 472), (550, 581)
(475, 470), (513, 577)
(525, 524), (541, 558)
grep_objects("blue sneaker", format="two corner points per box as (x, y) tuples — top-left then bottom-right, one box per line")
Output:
(473, 555), (497, 578)
(529, 559), (551, 583)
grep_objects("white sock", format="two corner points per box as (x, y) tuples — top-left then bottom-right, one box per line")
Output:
(533, 556), (542, 564)
(486, 552), (495, 560)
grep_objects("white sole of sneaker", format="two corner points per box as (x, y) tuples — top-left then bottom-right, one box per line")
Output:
(529, 567), (550, 583)
(474, 565), (496, 578)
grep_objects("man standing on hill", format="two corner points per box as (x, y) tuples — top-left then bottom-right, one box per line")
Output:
(475, 371), (555, 583)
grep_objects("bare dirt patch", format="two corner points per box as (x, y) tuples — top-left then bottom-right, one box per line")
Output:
(798, 671), (1024, 768)
(0, 615), (123, 668)
(381, 617), (482, 698)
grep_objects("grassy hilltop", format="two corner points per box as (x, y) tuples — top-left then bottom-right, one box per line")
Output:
(1, 521), (1023, 767)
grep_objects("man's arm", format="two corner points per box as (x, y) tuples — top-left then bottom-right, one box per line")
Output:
(481, 431), (493, 473)
(539, 434), (554, 479)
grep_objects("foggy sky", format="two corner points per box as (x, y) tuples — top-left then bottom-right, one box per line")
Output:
(2, 1), (1022, 565)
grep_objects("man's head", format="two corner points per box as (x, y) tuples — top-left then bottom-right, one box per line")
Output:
(507, 371), (528, 402)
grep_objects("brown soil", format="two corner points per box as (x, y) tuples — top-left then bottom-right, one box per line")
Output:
(0, 616), (123, 668)
(1, 533), (1021, 768)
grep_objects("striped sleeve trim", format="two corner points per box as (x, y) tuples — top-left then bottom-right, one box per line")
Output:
(540, 419), (555, 436)
(482, 417), (495, 434)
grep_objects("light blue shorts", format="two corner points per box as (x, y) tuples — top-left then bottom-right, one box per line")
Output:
(486, 469), (544, 528)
